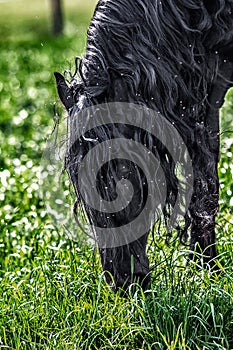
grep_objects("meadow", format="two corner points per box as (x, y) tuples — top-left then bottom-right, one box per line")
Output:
(0, 1), (233, 349)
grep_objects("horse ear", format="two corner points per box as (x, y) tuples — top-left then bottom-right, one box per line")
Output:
(54, 72), (75, 111)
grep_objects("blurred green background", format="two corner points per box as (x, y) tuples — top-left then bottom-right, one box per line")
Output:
(0, 1), (233, 349)
(0, 0), (96, 40)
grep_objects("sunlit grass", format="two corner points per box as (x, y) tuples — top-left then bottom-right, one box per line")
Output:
(0, 2), (233, 349)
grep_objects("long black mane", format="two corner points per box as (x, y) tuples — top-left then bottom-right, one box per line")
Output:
(73, 0), (232, 112)
(64, 0), (233, 242)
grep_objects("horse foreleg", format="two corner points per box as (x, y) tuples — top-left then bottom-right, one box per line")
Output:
(189, 60), (233, 267)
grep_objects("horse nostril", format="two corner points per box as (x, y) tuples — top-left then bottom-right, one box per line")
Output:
(133, 272), (151, 290)
(112, 271), (151, 294)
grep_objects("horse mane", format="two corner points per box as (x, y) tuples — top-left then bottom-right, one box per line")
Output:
(65, 0), (233, 243)
(72, 0), (232, 116)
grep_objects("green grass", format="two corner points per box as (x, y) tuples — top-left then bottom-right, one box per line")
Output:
(0, 2), (233, 349)
(0, 0), (97, 41)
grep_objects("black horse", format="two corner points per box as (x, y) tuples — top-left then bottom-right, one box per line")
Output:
(55, 0), (233, 292)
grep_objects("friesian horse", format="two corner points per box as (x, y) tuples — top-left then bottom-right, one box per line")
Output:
(55, 0), (233, 292)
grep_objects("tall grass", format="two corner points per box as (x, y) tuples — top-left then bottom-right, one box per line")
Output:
(0, 2), (233, 349)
